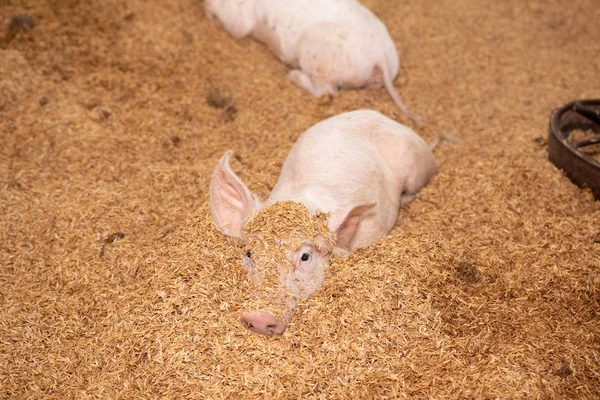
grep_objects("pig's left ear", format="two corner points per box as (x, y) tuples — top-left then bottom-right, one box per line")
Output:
(328, 204), (375, 250)
(209, 150), (260, 238)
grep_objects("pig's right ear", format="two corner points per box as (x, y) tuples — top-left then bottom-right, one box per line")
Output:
(209, 150), (260, 238)
(328, 204), (375, 250)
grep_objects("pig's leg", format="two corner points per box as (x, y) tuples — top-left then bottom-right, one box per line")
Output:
(400, 174), (429, 204)
(290, 22), (351, 97)
(287, 70), (334, 97)
(400, 192), (416, 204)
(399, 158), (440, 205)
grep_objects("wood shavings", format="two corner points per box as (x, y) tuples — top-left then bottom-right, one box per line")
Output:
(1, 0), (599, 398)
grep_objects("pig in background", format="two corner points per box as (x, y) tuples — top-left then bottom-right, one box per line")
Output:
(209, 110), (439, 336)
(204, 0), (423, 125)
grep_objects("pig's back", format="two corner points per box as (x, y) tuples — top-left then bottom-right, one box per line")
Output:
(268, 110), (437, 248)
(261, 0), (397, 72)
(264, 0), (377, 27)
(282, 109), (435, 188)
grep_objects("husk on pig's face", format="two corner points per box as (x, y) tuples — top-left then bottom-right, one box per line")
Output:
(241, 201), (337, 322)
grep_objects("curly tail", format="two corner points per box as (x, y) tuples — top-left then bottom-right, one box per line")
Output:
(380, 61), (423, 127)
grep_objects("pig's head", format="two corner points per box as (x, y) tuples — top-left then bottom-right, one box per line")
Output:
(209, 151), (373, 336)
(204, 0), (256, 39)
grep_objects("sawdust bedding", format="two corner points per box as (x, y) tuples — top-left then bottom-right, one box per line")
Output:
(1, 0), (599, 398)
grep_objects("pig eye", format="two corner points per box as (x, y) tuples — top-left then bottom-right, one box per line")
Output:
(300, 253), (310, 262)
(245, 251), (252, 258)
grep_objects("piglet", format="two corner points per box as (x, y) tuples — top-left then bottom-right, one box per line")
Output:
(204, 0), (422, 125)
(209, 110), (438, 335)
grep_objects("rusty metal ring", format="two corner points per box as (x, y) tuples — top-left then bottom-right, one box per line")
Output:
(548, 99), (600, 200)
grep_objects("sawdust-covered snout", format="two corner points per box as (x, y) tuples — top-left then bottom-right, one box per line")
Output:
(240, 241), (330, 336)
(236, 201), (336, 336)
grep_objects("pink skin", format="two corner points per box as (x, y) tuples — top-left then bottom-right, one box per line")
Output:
(241, 311), (286, 336)
(204, 0), (423, 125)
(209, 110), (439, 335)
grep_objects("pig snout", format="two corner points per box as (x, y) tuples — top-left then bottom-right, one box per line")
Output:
(241, 311), (287, 336)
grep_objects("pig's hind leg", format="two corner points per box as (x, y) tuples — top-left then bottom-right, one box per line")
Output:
(289, 22), (350, 97)
(399, 157), (440, 205)
(287, 70), (334, 97)
(400, 192), (417, 205)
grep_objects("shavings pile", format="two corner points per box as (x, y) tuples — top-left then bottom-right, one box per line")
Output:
(1, 0), (599, 398)
(243, 201), (334, 249)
